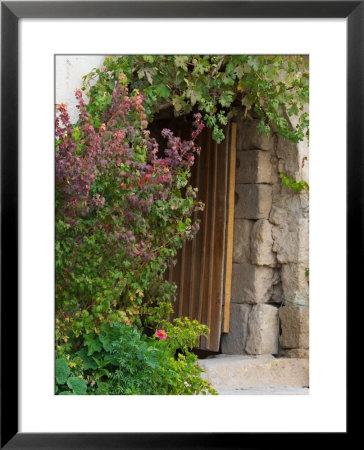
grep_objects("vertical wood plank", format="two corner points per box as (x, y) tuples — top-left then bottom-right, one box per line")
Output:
(188, 144), (201, 321)
(199, 131), (213, 349)
(222, 123), (237, 333)
(207, 127), (229, 351)
(202, 139), (218, 349)
(178, 242), (186, 318)
(170, 246), (182, 320)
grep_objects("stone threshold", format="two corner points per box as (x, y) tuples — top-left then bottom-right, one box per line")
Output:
(216, 386), (309, 395)
(198, 354), (309, 391)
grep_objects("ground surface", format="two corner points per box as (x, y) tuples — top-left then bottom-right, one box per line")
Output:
(198, 354), (309, 394)
(216, 386), (309, 395)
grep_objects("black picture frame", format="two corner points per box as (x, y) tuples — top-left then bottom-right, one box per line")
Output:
(1, 1), (354, 448)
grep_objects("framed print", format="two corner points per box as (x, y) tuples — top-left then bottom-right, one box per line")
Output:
(1, 1), (354, 447)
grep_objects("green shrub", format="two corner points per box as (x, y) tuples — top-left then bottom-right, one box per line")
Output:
(55, 321), (217, 395)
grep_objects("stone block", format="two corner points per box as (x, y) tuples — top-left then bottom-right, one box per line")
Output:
(245, 304), (279, 355)
(236, 150), (272, 184)
(198, 355), (309, 389)
(269, 206), (288, 227)
(235, 184), (272, 220)
(237, 119), (275, 151)
(281, 263), (309, 306)
(271, 186), (309, 222)
(250, 219), (277, 267)
(276, 134), (300, 178)
(269, 281), (283, 305)
(269, 155), (281, 184)
(233, 219), (253, 263)
(231, 263), (274, 304)
(279, 305), (309, 349)
(220, 304), (252, 354)
(272, 219), (309, 264)
(282, 348), (309, 359)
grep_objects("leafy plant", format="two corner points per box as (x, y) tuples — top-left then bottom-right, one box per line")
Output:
(305, 267), (309, 286)
(83, 55), (309, 144)
(279, 173), (309, 193)
(55, 322), (217, 395)
(55, 358), (87, 394)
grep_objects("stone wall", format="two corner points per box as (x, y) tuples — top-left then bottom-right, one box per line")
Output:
(221, 113), (309, 358)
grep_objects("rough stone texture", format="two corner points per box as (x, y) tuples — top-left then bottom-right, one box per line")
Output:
(237, 119), (275, 151)
(245, 304), (279, 354)
(276, 108), (309, 183)
(231, 263), (274, 304)
(277, 135), (301, 179)
(269, 205), (288, 226)
(250, 219), (277, 267)
(220, 304), (251, 354)
(235, 184), (272, 219)
(216, 386), (309, 395)
(236, 150), (272, 184)
(282, 348), (309, 359)
(269, 281), (283, 305)
(198, 355), (309, 389)
(233, 219), (253, 263)
(279, 305), (309, 349)
(281, 263), (309, 306)
(227, 110), (309, 357)
(272, 188), (309, 222)
(270, 190), (309, 265)
(271, 219), (309, 264)
(289, 105), (309, 181)
(269, 154), (281, 184)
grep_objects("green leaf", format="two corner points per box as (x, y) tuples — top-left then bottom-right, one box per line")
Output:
(55, 358), (70, 385)
(186, 87), (202, 106)
(58, 391), (73, 395)
(172, 95), (185, 113)
(219, 91), (233, 107)
(67, 377), (87, 395)
(177, 221), (186, 233)
(174, 56), (188, 71)
(234, 64), (246, 79)
(156, 84), (171, 99)
(142, 55), (155, 63)
(83, 332), (102, 356)
(76, 347), (98, 370)
(99, 323), (121, 352)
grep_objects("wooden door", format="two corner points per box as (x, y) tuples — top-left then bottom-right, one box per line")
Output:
(166, 123), (235, 351)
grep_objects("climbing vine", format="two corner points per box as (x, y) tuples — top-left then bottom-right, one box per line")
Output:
(279, 173), (309, 193)
(83, 55), (309, 145)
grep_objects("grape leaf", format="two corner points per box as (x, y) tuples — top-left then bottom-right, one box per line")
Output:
(55, 358), (70, 385)
(83, 333), (102, 356)
(67, 377), (87, 395)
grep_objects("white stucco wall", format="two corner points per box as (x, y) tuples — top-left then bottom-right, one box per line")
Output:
(55, 55), (105, 123)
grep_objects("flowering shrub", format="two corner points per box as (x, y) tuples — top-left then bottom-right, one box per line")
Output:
(56, 321), (217, 395)
(55, 74), (212, 393)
